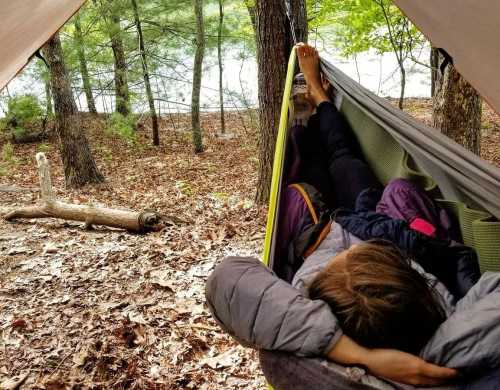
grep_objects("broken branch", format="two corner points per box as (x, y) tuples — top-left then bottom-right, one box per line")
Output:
(3, 153), (165, 233)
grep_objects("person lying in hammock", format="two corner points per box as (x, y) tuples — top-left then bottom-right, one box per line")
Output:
(206, 44), (500, 388)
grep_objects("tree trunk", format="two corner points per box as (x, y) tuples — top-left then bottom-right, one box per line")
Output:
(44, 75), (53, 117)
(74, 13), (97, 114)
(218, 0), (226, 134)
(433, 62), (482, 156)
(398, 63), (406, 110)
(430, 47), (439, 98)
(192, 0), (205, 153)
(131, 0), (160, 146)
(254, 0), (307, 204)
(288, 0), (308, 44)
(108, 8), (131, 117)
(244, 0), (257, 36)
(42, 34), (104, 187)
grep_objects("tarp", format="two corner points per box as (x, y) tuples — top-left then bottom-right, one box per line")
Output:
(393, 0), (500, 115)
(0, 0), (87, 91)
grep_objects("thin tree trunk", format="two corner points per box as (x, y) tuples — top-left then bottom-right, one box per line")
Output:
(433, 62), (482, 156)
(44, 76), (53, 116)
(131, 0), (160, 146)
(244, 0), (257, 33)
(398, 63), (406, 110)
(74, 13), (97, 114)
(42, 34), (104, 187)
(108, 6), (130, 117)
(254, 0), (307, 204)
(218, 0), (226, 134)
(430, 47), (439, 98)
(289, 0), (308, 44)
(192, 0), (205, 153)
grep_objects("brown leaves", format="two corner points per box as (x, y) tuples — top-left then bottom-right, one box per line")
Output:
(11, 319), (28, 331)
(0, 112), (266, 389)
(113, 320), (147, 348)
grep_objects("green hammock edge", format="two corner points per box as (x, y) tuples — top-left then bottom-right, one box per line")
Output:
(262, 48), (297, 267)
(264, 48), (500, 275)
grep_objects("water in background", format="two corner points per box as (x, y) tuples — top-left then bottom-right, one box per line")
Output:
(0, 47), (431, 116)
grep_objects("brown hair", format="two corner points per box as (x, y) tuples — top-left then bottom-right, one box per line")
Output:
(308, 240), (446, 354)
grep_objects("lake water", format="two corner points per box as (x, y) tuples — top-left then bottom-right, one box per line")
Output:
(1, 47), (432, 116)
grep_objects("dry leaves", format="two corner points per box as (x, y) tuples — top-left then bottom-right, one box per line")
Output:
(0, 112), (266, 389)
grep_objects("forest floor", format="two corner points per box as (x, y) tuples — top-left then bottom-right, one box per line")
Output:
(0, 99), (499, 389)
(0, 111), (268, 389)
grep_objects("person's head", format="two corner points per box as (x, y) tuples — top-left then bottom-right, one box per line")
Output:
(308, 240), (446, 354)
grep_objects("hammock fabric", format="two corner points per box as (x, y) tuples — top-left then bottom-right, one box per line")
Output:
(263, 50), (500, 276)
(260, 49), (500, 390)
(0, 0), (87, 91)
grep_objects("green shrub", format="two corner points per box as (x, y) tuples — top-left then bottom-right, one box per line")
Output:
(105, 113), (137, 145)
(1, 142), (14, 163)
(0, 118), (7, 133)
(37, 143), (51, 153)
(0, 164), (7, 177)
(5, 95), (44, 137)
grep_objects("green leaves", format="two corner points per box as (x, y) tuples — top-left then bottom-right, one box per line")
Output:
(308, 0), (425, 59)
(5, 95), (44, 137)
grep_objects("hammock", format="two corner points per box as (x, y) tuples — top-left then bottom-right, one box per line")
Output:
(263, 49), (500, 275)
(260, 49), (500, 390)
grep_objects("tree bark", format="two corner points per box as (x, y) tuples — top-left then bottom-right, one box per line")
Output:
(430, 47), (439, 98)
(44, 75), (53, 117)
(42, 34), (104, 187)
(108, 6), (131, 117)
(131, 0), (160, 146)
(74, 13), (97, 114)
(244, 0), (257, 33)
(192, 0), (205, 153)
(218, 0), (226, 134)
(254, 0), (307, 204)
(398, 63), (406, 110)
(433, 62), (482, 156)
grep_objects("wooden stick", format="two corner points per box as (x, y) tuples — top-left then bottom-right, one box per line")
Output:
(36, 152), (55, 202)
(3, 153), (165, 233)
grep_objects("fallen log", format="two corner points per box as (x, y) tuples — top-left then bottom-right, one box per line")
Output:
(3, 153), (165, 233)
(0, 185), (38, 193)
(11, 130), (49, 144)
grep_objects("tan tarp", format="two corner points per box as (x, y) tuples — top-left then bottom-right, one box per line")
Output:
(393, 0), (500, 114)
(0, 0), (87, 91)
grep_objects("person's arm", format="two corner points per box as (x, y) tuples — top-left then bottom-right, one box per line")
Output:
(327, 335), (458, 387)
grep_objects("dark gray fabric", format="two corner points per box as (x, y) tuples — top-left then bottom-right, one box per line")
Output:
(259, 351), (395, 390)
(205, 256), (341, 356)
(320, 60), (500, 219)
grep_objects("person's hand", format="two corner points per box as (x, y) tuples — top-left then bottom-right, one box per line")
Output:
(363, 348), (458, 387)
(326, 336), (458, 387)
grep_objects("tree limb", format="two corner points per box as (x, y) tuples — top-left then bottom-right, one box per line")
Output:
(3, 153), (166, 233)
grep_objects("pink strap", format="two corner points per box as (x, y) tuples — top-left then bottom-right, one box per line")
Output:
(410, 218), (437, 238)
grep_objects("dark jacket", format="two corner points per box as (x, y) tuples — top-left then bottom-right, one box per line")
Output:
(334, 208), (480, 299)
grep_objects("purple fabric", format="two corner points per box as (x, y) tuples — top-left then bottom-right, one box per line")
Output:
(376, 178), (455, 240)
(276, 187), (311, 261)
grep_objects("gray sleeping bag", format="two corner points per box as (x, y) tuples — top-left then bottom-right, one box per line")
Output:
(205, 223), (500, 389)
